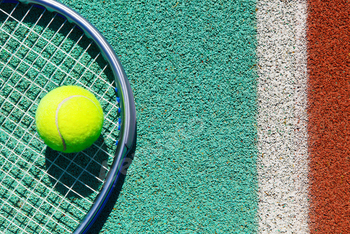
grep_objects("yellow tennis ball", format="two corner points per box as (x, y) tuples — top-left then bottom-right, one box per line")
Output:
(35, 85), (104, 153)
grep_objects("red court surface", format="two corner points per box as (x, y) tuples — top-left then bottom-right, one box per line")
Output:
(307, 0), (350, 232)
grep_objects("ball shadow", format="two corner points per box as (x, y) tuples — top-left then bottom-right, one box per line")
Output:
(45, 135), (109, 198)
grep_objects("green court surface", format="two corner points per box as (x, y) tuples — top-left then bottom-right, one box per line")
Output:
(60, 0), (258, 233)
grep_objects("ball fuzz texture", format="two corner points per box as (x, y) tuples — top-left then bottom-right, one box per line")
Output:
(36, 85), (104, 153)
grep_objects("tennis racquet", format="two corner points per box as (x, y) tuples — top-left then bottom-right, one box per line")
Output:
(0, 0), (136, 233)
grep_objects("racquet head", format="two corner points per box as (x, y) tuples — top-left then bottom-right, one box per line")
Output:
(0, 0), (136, 233)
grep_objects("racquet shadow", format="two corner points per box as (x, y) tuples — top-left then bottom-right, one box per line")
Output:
(87, 127), (137, 234)
(45, 135), (109, 198)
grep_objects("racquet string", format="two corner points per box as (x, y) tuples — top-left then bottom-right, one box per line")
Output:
(0, 2), (120, 233)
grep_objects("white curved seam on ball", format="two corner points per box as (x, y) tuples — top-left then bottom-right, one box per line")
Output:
(55, 95), (99, 152)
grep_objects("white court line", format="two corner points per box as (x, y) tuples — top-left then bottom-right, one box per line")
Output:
(292, 1), (309, 232)
(256, 0), (309, 233)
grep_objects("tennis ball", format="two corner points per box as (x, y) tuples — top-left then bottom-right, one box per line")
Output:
(35, 85), (104, 153)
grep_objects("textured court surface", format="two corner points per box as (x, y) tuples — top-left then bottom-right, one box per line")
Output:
(1, 0), (349, 233)
(307, 0), (350, 233)
(60, 0), (260, 233)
